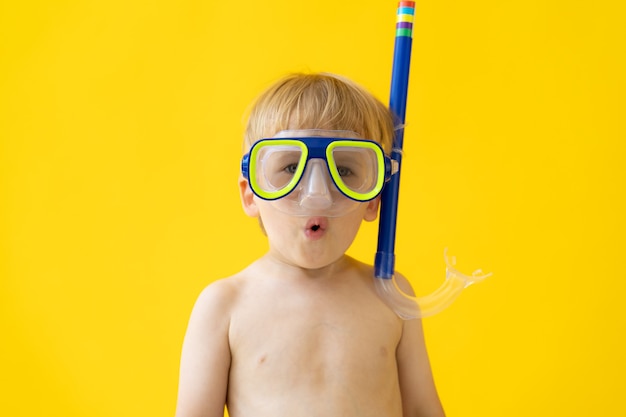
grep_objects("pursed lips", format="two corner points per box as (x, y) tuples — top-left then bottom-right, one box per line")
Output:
(304, 217), (328, 239)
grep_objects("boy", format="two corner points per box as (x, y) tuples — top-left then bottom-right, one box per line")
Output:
(175, 73), (445, 417)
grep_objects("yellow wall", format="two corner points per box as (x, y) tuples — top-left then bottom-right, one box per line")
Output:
(1, 1), (624, 416)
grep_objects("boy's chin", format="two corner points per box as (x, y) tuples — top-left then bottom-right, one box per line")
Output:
(269, 250), (345, 272)
(293, 251), (349, 271)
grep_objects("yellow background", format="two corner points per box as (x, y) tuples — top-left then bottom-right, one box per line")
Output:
(1, 1), (624, 416)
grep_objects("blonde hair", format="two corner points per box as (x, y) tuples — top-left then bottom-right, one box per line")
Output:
(244, 73), (396, 153)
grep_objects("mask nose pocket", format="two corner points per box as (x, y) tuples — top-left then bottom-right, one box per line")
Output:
(298, 160), (333, 210)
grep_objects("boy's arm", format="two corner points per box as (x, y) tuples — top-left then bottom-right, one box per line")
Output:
(175, 281), (233, 417)
(395, 274), (446, 417)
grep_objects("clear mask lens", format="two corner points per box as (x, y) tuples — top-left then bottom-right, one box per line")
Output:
(253, 144), (305, 195)
(328, 144), (384, 200)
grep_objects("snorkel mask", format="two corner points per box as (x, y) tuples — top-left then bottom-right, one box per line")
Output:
(241, 129), (397, 217)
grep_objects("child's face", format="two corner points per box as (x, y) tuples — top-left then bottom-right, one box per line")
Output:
(240, 130), (381, 269)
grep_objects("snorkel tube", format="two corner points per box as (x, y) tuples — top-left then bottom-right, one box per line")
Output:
(374, 1), (492, 319)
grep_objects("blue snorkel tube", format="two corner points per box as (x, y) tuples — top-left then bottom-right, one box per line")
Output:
(374, 1), (492, 319)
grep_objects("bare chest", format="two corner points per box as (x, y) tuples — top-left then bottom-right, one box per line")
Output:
(230, 281), (400, 368)
(226, 288), (403, 416)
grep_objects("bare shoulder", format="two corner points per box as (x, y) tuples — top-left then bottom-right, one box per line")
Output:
(181, 272), (253, 357)
(192, 274), (243, 316)
(182, 274), (248, 352)
(176, 273), (251, 417)
(343, 256), (398, 286)
(392, 270), (417, 296)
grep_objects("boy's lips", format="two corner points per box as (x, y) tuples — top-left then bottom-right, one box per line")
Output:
(304, 217), (328, 240)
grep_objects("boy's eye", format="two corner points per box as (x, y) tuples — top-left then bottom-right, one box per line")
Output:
(283, 163), (299, 174)
(337, 166), (353, 176)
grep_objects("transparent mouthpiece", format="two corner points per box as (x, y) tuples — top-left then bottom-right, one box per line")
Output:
(374, 249), (492, 319)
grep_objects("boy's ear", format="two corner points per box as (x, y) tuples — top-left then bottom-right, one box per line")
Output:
(239, 176), (259, 217)
(363, 196), (380, 222)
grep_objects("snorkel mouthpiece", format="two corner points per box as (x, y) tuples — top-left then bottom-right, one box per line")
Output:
(374, 250), (493, 319)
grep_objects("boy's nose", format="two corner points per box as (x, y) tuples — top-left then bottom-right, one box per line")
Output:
(299, 160), (333, 210)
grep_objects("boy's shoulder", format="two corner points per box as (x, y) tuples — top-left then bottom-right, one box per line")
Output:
(191, 259), (269, 314)
(193, 269), (251, 310)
